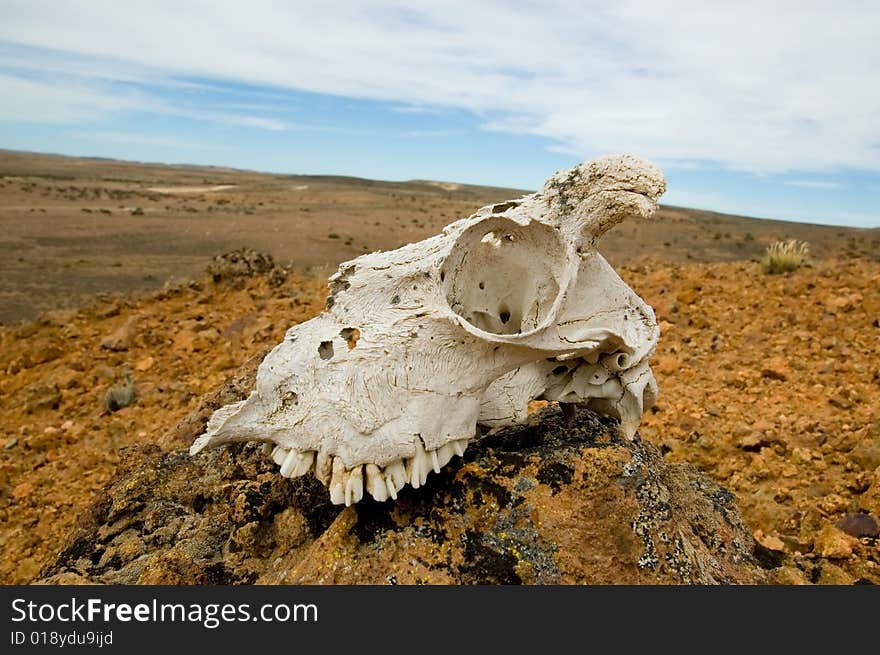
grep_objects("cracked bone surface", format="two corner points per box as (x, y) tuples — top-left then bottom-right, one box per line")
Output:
(191, 154), (666, 505)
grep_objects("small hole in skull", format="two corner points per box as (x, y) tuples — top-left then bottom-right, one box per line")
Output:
(281, 390), (299, 407)
(439, 271), (445, 282)
(478, 281), (485, 290)
(318, 341), (334, 360)
(481, 231), (502, 248)
(499, 308), (511, 324)
(552, 365), (568, 375)
(339, 327), (360, 350)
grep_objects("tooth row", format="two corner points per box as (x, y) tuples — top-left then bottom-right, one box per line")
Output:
(267, 438), (469, 506)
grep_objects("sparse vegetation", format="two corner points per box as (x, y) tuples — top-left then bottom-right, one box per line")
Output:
(761, 239), (811, 274)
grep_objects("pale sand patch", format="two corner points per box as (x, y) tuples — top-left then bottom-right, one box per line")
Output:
(419, 180), (460, 191)
(146, 185), (238, 194)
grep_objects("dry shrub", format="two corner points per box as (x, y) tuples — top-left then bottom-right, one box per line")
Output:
(762, 239), (811, 274)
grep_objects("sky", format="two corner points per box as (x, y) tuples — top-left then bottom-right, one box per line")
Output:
(0, 1), (878, 227)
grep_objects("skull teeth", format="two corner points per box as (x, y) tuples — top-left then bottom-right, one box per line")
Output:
(265, 438), (470, 506)
(271, 445), (289, 466)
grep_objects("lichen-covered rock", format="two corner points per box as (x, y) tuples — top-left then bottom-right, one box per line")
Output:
(40, 364), (766, 584)
(206, 248), (285, 286)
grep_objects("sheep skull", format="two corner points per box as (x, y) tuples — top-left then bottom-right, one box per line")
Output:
(191, 154), (666, 505)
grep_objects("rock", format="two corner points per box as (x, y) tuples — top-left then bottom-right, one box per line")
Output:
(12, 481), (34, 500)
(28, 338), (63, 366)
(15, 558), (41, 582)
(755, 530), (786, 552)
(21, 382), (61, 413)
(26, 426), (61, 450)
(34, 572), (92, 585)
(813, 524), (857, 559)
(653, 355), (679, 376)
(101, 315), (138, 351)
(206, 249), (278, 284)
(41, 398), (767, 584)
(760, 357), (790, 382)
(137, 551), (209, 585)
(54, 368), (81, 390)
(104, 376), (136, 412)
(816, 562), (855, 585)
(767, 566), (809, 585)
(172, 330), (197, 353)
(835, 513), (880, 539)
(135, 357), (155, 372)
(675, 288), (699, 305)
(849, 441), (880, 472)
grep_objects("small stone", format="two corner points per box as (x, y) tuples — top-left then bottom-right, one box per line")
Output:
(29, 339), (63, 366)
(848, 442), (880, 472)
(738, 433), (769, 451)
(835, 513), (879, 539)
(767, 566), (809, 585)
(12, 481), (34, 500)
(135, 356), (155, 372)
(22, 382), (62, 413)
(26, 426), (61, 450)
(101, 315), (138, 351)
(211, 353), (236, 372)
(755, 531), (786, 552)
(829, 393), (853, 410)
(3, 437), (18, 450)
(761, 357), (790, 381)
(817, 562), (855, 585)
(676, 288), (698, 305)
(173, 330), (197, 353)
(15, 558), (41, 583)
(653, 355), (679, 376)
(813, 524), (857, 559)
(105, 377), (137, 412)
(137, 550), (208, 585)
(54, 368), (81, 390)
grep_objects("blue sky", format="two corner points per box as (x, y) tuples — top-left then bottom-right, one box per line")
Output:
(0, 1), (878, 227)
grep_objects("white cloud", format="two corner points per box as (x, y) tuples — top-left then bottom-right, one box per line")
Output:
(70, 130), (229, 150)
(783, 180), (842, 190)
(0, 1), (877, 173)
(0, 71), (288, 131)
(0, 73), (147, 122)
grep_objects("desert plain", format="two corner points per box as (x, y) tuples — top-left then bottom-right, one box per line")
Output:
(0, 149), (878, 584)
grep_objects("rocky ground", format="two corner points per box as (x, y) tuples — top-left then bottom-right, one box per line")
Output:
(629, 257), (880, 583)
(0, 251), (325, 583)
(1, 251), (878, 584)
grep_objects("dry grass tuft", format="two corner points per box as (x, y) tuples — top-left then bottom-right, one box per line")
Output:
(762, 239), (811, 274)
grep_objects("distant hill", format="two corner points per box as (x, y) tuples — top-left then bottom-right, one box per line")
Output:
(0, 148), (876, 323)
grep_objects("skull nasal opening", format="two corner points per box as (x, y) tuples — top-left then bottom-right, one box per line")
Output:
(441, 217), (568, 336)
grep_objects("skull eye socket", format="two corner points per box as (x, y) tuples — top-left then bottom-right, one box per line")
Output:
(441, 217), (567, 336)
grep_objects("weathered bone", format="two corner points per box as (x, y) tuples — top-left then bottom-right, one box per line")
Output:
(191, 154), (666, 505)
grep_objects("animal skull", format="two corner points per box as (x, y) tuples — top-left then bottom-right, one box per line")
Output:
(191, 154), (666, 506)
